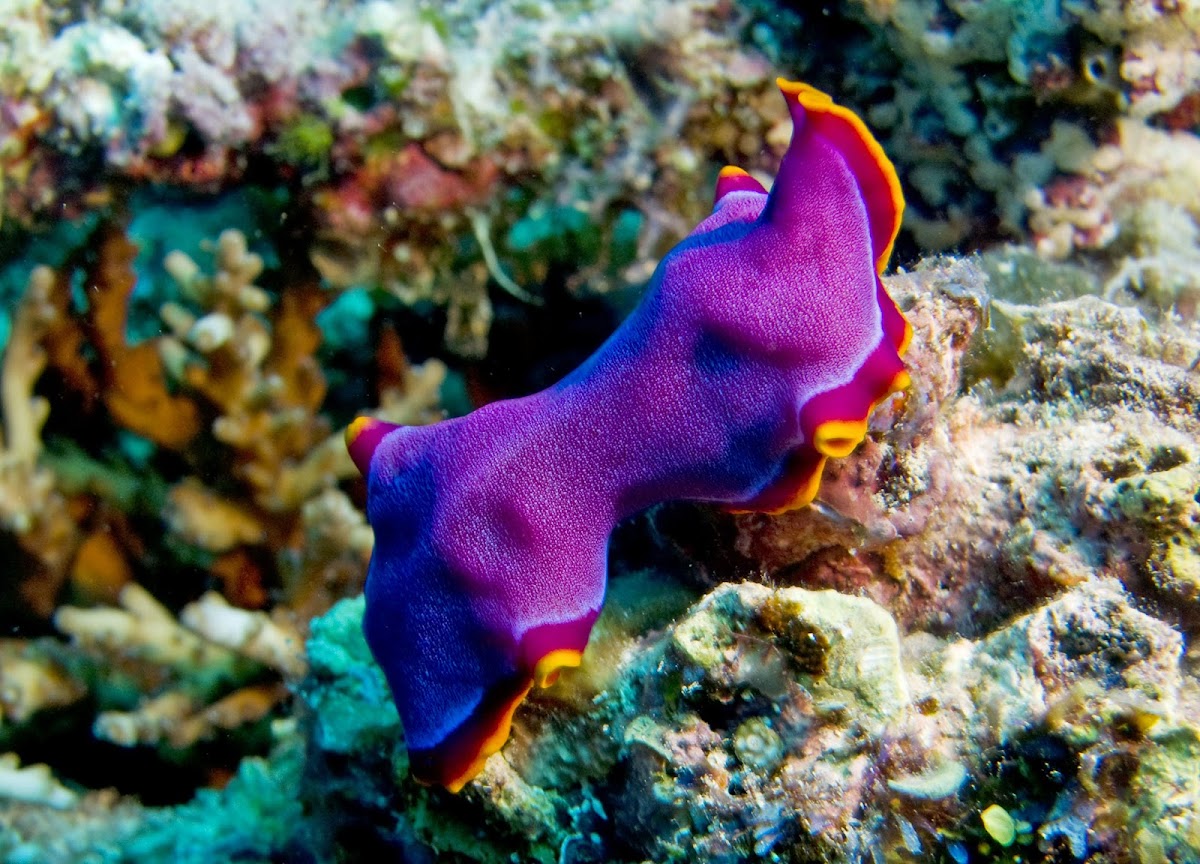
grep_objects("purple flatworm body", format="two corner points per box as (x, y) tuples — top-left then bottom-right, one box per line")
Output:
(347, 79), (911, 791)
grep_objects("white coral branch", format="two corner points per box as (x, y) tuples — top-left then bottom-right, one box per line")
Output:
(0, 753), (77, 809)
(180, 591), (306, 677)
(55, 583), (242, 677)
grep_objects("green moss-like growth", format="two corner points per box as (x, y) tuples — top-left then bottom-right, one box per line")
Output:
(271, 116), (335, 168)
(120, 744), (309, 864)
(964, 248), (1102, 389)
(298, 598), (579, 864)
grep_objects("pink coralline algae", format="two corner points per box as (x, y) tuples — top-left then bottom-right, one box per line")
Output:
(346, 80), (911, 791)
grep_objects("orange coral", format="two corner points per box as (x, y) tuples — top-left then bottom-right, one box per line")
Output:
(83, 225), (202, 449)
(40, 268), (95, 411)
(266, 279), (327, 412)
(69, 529), (133, 606)
(211, 549), (269, 610)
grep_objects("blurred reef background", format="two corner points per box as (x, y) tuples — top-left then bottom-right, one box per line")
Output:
(0, 0), (1198, 862)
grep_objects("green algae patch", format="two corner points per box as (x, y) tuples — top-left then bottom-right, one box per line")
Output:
(302, 596), (400, 755)
(1108, 460), (1200, 604)
(980, 803), (1017, 846)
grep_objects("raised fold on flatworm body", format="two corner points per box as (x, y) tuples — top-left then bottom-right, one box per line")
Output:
(347, 78), (911, 791)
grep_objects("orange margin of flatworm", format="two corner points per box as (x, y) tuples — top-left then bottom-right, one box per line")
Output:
(441, 648), (584, 793)
(344, 415), (374, 448)
(776, 78), (904, 274)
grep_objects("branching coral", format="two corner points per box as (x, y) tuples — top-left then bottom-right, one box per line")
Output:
(40, 222), (203, 450)
(0, 640), (85, 728)
(96, 682), (289, 750)
(0, 210), (452, 807)
(0, 267), (78, 616)
(179, 591), (305, 678)
(89, 226), (204, 448)
(161, 227), (323, 490)
(20, 212), (453, 652)
(0, 754), (77, 809)
(55, 582), (302, 752)
(54, 583), (249, 690)
(165, 478), (267, 554)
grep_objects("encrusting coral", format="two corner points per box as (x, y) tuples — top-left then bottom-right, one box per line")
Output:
(1026, 117), (1200, 317)
(736, 254), (1200, 641)
(813, 0), (1200, 301)
(0, 0), (814, 363)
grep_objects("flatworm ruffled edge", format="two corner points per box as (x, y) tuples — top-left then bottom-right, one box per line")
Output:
(714, 165), (768, 206)
(408, 614), (596, 792)
(776, 78), (905, 275)
(734, 83), (911, 516)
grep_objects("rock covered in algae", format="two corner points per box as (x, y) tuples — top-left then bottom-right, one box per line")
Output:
(289, 578), (1195, 863)
(2, 574), (1198, 863)
(737, 254), (1200, 639)
(1129, 726), (1200, 864)
(671, 582), (909, 722)
(1109, 459), (1200, 604)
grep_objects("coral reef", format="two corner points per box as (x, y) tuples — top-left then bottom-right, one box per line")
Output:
(2, 250), (1197, 862)
(782, 0), (1200, 327)
(1027, 118), (1200, 316)
(737, 254), (1200, 639)
(0, 0), (804, 363)
(0, 213), (444, 819)
(0, 267), (77, 616)
(834, 0), (1200, 242)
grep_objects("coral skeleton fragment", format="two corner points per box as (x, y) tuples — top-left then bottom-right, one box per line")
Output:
(348, 79), (911, 790)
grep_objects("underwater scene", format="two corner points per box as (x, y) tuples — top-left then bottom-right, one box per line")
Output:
(0, 0), (1198, 862)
